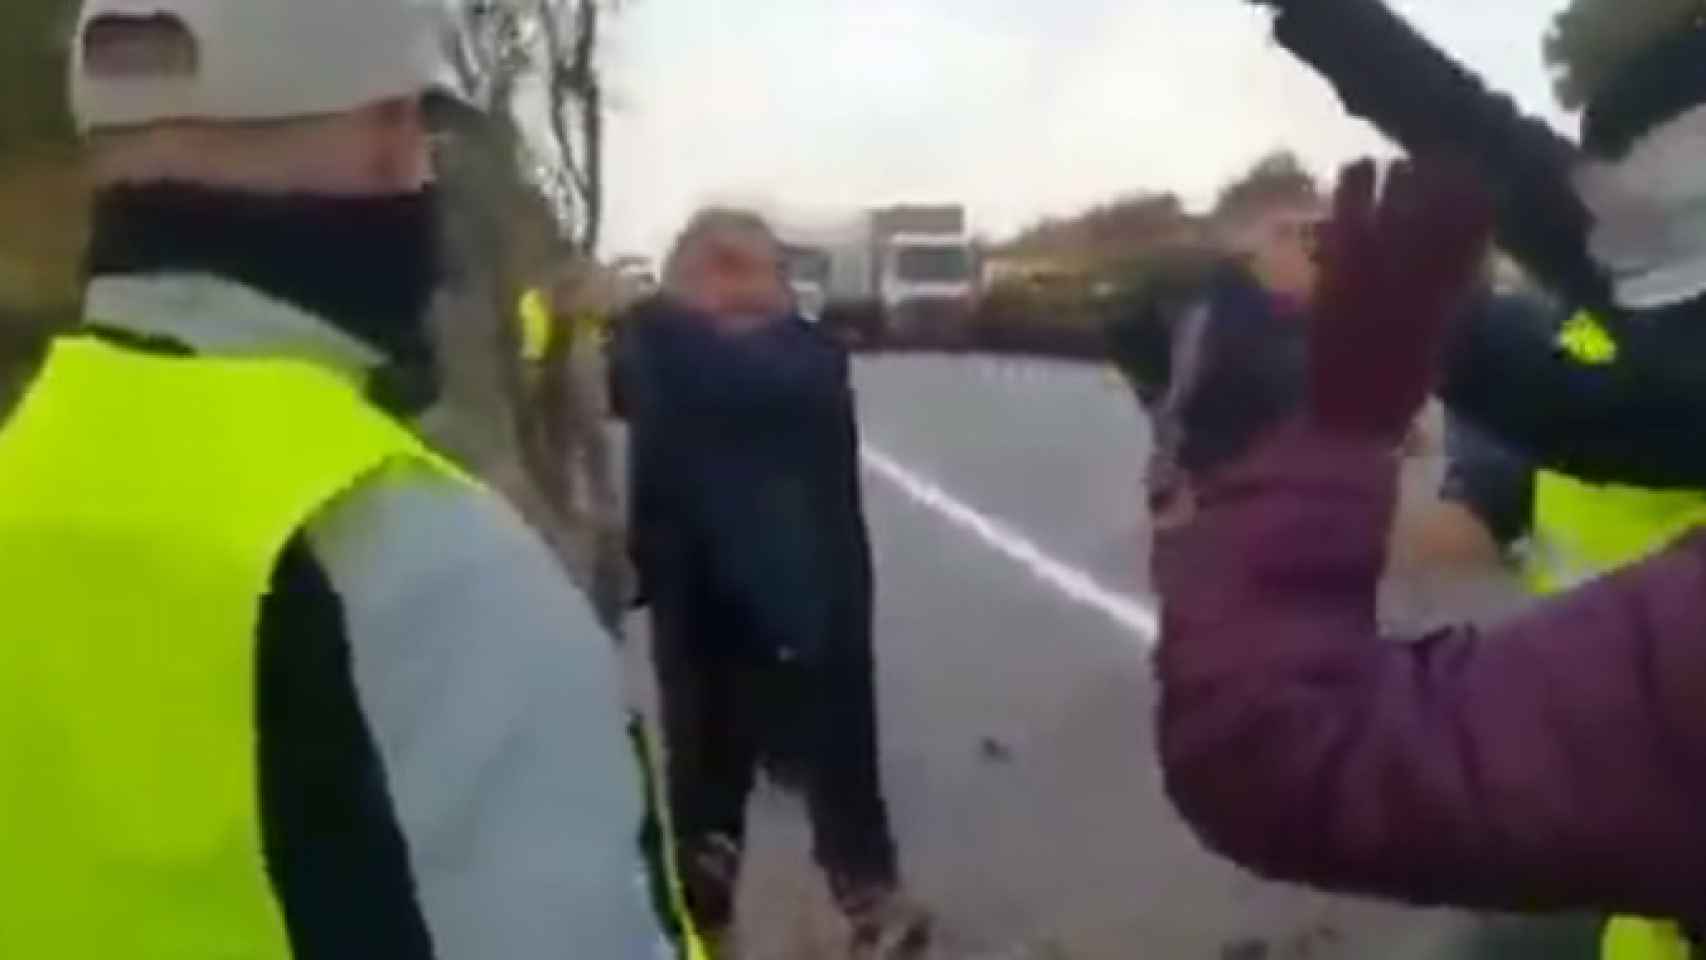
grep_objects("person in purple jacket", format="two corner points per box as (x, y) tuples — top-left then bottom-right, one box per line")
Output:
(1155, 155), (1706, 934)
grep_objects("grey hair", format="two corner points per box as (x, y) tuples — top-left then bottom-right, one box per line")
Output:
(661, 206), (782, 294)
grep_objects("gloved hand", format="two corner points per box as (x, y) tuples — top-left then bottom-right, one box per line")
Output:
(1309, 157), (1492, 440)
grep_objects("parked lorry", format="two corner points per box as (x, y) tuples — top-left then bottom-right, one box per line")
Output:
(781, 242), (832, 321)
(864, 204), (979, 341)
(779, 204), (981, 345)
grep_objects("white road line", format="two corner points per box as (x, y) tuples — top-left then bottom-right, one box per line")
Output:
(860, 444), (1161, 649)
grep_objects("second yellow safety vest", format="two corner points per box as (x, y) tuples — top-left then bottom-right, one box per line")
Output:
(1519, 313), (1702, 960)
(1525, 472), (1706, 593)
(0, 335), (455, 959)
(1525, 312), (1706, 594)
(519, 288), (555, 363)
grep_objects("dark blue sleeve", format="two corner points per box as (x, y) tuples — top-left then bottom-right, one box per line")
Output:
(1441, 413), (1536, 547)
(1442, 296), (1706, 489)
(1174, 271), (1308, 473)
(641, 313), (848, 421)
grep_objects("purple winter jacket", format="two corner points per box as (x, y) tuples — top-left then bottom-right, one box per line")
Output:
(1154, 421), (1706, 925)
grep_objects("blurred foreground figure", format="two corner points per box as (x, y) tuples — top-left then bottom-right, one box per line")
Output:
(0, 1), (662, 956)
(613, 209), (929, 959)
(1158, 158), (1706, 958)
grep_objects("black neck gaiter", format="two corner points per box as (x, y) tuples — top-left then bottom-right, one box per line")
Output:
(86, 182), (442, 412)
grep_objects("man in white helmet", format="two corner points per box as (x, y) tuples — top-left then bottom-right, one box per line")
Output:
(0, 1), (664, 956)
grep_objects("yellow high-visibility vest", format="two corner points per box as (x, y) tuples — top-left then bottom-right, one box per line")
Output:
(0, 335), (455, 958)
(1525, 312), (1706, 594)
(1605, 918), (1694, 960)
(1519, 313), (1700, 960)
(1525, 472), (1706, 594)
(519, 288), (555, 363)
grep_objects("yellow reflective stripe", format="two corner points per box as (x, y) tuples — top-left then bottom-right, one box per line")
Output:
(631, 718), (711, 960)
(0, 336), (450, 959)
(1558, 310), (1619, 366)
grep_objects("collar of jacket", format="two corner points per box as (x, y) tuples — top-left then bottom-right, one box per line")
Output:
(79, 183), (443, 414)
(83, 273), (383, 388)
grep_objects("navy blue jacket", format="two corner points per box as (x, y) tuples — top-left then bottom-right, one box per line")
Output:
(612, 299), (873, 666)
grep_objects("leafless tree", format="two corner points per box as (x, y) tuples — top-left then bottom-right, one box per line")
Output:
(447, 0), (616, 253)
(432, 0), (624, 585)
(541, 0), (609, 254)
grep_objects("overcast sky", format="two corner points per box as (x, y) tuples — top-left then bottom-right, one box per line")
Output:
(600, 0), (1573, 258)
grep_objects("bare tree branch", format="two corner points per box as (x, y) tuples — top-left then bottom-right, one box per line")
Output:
(446, 0), (622, 254)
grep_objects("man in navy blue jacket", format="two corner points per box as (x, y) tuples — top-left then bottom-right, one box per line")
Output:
(612, 209), (928, 959)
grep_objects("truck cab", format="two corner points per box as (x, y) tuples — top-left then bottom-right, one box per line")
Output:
(782, 243), (833, 322)
(880, 233), (979, 340)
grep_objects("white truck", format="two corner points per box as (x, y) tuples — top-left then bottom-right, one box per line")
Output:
(779, 204), (981, 344)
(780, 242), (833, 321)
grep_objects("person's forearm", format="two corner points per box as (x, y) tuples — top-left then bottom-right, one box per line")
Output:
(646, 321), (844, 420)
(1269, 0), (1606, 309)
(1156, 423), (1706, 918)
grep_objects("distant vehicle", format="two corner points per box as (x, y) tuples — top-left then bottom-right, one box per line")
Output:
(610, 255), (658, 301)
(782, 242), (832, 321)
(778, 205), (981, 346)
(862, 205), (980, 343)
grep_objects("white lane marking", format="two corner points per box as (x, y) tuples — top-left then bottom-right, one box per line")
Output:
(860, 444), (1160, 649)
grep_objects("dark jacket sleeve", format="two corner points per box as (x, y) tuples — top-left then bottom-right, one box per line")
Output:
(1439, 411), (1535, 547)
(260, 539), (435, 959)
(1275, 1), (1706, 488)
(1155, 423), (1706, 921)
(1268, 0), (1610, 312)
(1443, 297), (1706, 488)
(636, 310), (847, 423)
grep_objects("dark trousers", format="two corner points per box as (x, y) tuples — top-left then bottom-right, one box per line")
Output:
(649, 597), (899, 931)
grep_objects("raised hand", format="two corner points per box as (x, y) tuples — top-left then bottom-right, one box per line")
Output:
(1309, 157), (1493, 440)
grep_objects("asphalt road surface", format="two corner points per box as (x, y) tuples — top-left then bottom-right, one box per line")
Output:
(638, 354), (1598, 959)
